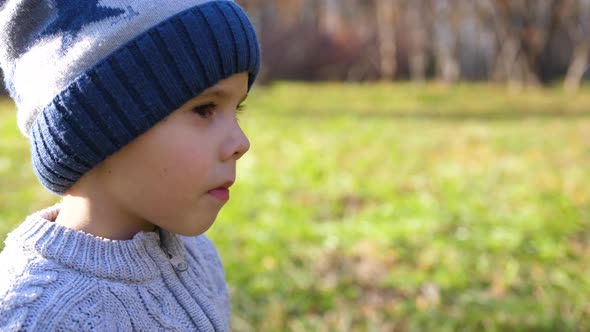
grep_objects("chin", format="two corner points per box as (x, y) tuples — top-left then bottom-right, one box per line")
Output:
(175, 220), (216, 237)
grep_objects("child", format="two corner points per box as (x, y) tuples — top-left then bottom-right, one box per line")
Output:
(0, 0), (260, 330)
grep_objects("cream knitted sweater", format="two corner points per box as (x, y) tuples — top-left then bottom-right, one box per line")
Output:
(0, 205), (230, 331)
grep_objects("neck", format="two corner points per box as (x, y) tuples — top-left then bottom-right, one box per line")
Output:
(56, 191), (156, 240)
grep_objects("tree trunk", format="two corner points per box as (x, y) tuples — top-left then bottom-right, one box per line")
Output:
(407, 0), (428, 82)
(563, 0), (590, 93)
(564, 43), (590, 93)
(375, 0), (396, 81)
(433, 0), (460, 84)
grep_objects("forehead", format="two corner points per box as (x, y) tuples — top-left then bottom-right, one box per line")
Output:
(198, 72), (249, 98)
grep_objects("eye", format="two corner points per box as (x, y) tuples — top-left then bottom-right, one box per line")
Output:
(191, 103), (216, 118)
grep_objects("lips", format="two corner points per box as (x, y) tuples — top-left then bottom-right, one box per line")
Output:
(208, 181), (234, 201)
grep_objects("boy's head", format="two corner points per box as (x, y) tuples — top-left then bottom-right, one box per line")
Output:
(69, 71), (251, 237)
(0, 0), (260, 195)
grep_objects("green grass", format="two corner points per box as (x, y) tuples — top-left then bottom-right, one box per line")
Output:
(1, 83), (590, 331)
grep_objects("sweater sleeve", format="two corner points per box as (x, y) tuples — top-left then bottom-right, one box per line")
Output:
(0, 245), (58, 331)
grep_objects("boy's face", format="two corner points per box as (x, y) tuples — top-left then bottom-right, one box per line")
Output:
(89, 72), (250, 236)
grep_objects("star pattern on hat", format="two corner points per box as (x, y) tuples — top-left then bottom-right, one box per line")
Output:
(40, 0), (126, 48)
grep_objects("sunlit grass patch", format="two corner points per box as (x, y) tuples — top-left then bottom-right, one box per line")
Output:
(2, 83), (590, 331)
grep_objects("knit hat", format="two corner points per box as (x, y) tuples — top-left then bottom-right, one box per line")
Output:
(0, 0), (261, 195)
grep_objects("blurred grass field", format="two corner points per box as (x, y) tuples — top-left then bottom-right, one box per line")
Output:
(1, 83), (590, 331)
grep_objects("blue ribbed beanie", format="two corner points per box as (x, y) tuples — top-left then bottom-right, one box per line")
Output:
(0, 0), (260, 195)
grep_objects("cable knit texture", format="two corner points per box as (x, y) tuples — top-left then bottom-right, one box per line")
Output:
(0, 205), (231, 331)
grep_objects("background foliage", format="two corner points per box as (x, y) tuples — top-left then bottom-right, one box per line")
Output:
(235, 0), (590, 92)
(2, 83), (590, 331)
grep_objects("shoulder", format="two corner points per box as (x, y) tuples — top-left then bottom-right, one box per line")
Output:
(0, 244), (56, 331)
(0, 247), (121, 331)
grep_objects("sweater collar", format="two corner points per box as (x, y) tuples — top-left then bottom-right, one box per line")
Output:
(6, 204), (186, 282)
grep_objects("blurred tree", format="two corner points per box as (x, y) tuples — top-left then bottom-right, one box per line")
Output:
(375, 0), (398, 80)
(1, 0), (585, 91)
(432, 0), (461, 83)
(317, 0), (342, 34)
(487, 0), (546, 89)
(404, 0), (431, 82)
(561, 0), (590, 93)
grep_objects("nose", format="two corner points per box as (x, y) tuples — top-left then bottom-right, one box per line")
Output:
(222, 120), (250, 161)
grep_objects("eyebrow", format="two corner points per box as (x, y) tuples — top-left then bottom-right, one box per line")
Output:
(199, 88), (248, 104)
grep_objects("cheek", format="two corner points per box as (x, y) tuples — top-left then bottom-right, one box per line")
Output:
(105, 131), (211, 197)
(141, 144), (208, 190)
(153, 142), (210, 190)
